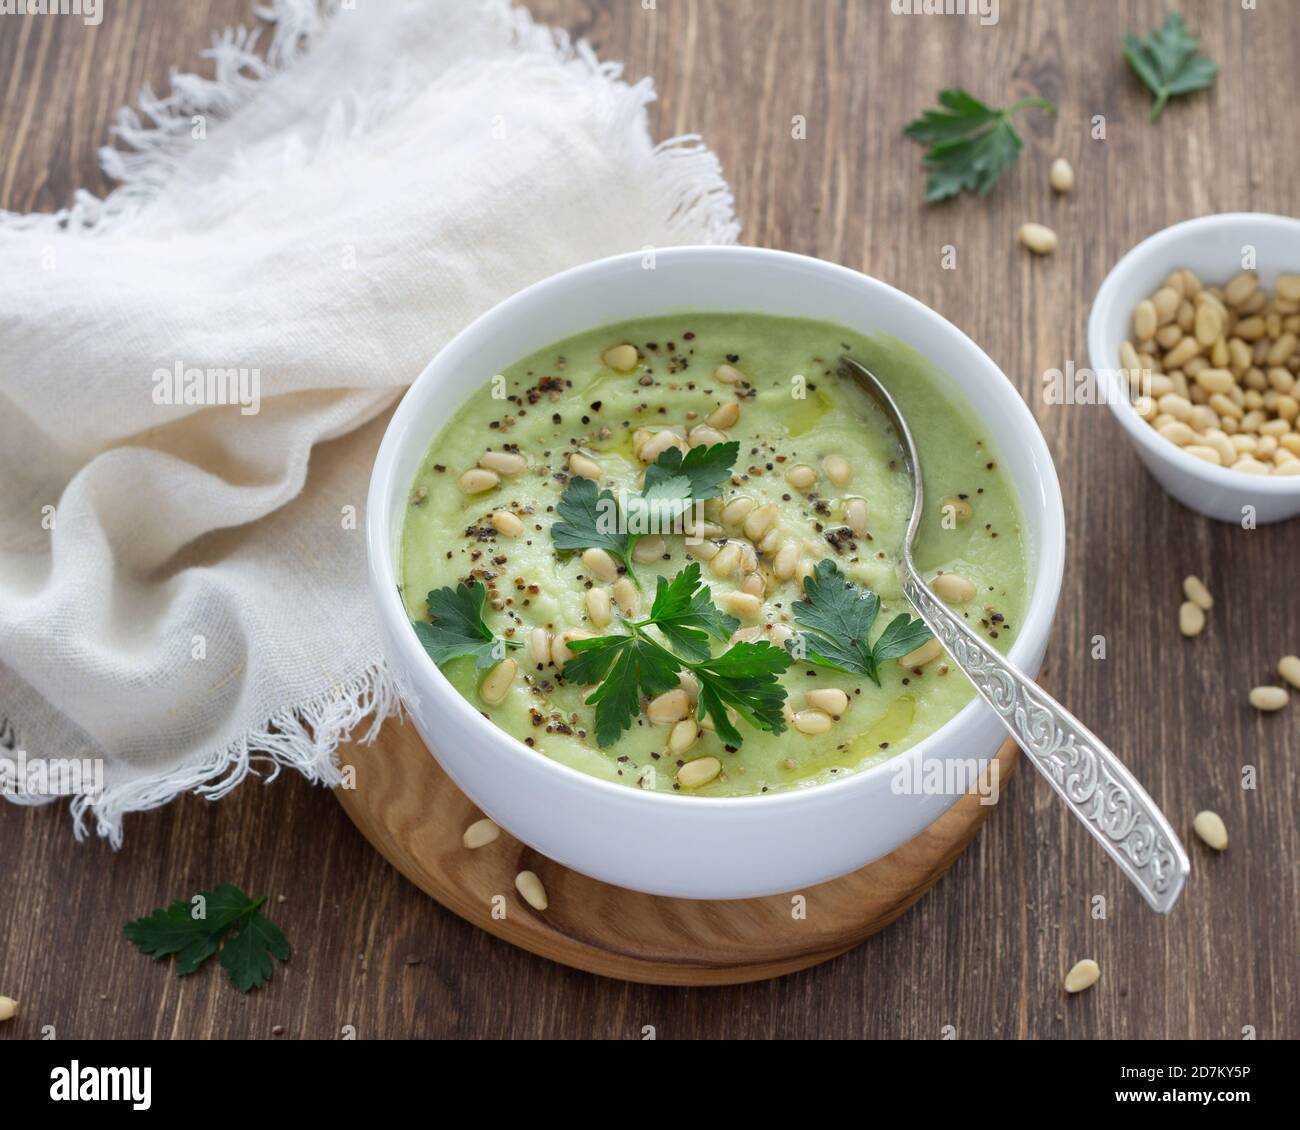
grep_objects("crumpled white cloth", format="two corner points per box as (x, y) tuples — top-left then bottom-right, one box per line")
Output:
(0, 0), (737, 844)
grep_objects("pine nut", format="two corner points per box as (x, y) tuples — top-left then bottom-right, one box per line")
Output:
(767, 623), (794, 647)
(844, 496), (869, 536)
(1233, 456), (1269, 475)
(785, 464), (817, 491)
(677, 756), (721, 788)
(639, 429), (682, 463)
(527, 628), (551, 666)
(1163, 337), (1202, 369)
(586, 587), (612, 627)
(758, 528), (782, 554)
(707, 401), (740, 429)
(1184, 445), (1221, 465)
(1235, 315), (1266, 341)
(806, 688), (849, 716)
(462, 818), (501, 849)
(1194, 368), (1235, 394)
(933, 573), (976, 603)
(1276, 274), (1300, 302)
(479, 450), (527, 476)
(710, 541), (742, 576)
(1157, 392), (1193, 420)
(678, 672), (700, 701)
(569, 452), (601, 480)
(1267, 333), (1298, 367)
(741, 571), (766, 597)
(668, 718), (700, 755)
(1224, 271), (1258, 306)
(714, 363), (747, 384)
(1133, 300), (1157, 341)
(0, 997), (17, 1022)
(822, 453), (851, 485)
(479, 658), (518, 705)
(1194, 302), (1222, 346)
(689, 425), (727, 447)
(603, 343), (639, 372)
(1157, 421), (1197, 446)
(647, 688), (691, 724)
(721, 496), (756, 527)
(632, 535), (666, 563)
(1064, 959), (1100, 994)
(1017, 222), (1057, 254)
(686, 538), (721, 561)
(551, 629), (592, 667)
(1152, 286), (1181, 325)
(737, 542), (758, 573)
(743, 502), (778, 540)
(899, 639), (942, 668)
(1178, 601), (1205, 637)
(458, 468), (500, 494)
(613, 577), (638, 616)
(1248, 685), (1289, 711)
(792, 709), (833, 735)
(515, 870), (548, 910)
(721, 591), (763, 619)
(491, 510), (524, 537)
(1182, 575), (1213, 610)
(1192, 810), (1228, 851)
(1048, 156), (1073, 193)
(1277, 655), (1300, 689)
(773, 542), (801, 580)
(1208, 393), (1242, 419)
(581, 547), (618, 582)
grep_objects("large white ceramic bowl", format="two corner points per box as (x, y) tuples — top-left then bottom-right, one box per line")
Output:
(367, 247), (1065, 899)
(1088, 212), (1300, 524)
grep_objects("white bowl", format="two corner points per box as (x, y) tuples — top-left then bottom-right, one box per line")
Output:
(1088, 212), (1300, 524)
(367, 247), (1065, 899)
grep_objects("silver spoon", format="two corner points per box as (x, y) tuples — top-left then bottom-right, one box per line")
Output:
(838, 355), (1190, 913)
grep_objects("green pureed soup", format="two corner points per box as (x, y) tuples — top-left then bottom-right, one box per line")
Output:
(400, 313), (1029, 796)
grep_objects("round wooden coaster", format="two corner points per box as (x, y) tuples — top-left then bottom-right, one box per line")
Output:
(335, 722), (1018, 986)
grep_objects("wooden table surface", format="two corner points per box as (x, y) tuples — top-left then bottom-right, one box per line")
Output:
(1, 0), (1296, 1040)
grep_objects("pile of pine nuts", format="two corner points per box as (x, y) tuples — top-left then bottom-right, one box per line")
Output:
(1125, 270), (1300, 475)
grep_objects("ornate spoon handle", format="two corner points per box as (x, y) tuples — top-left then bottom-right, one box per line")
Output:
(901, 570), (1190, 913)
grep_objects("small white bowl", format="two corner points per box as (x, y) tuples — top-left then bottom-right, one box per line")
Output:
(1088, 212), (1300, 524)
(367, 247), (1065, 899)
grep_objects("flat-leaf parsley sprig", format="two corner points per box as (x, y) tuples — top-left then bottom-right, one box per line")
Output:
(551, 441), (739, 586)
(1123, 12), (1217, 122)
(411, 579), (521, 670)
(904, 88), (1054, 203)
(124, 883), (290, 992)
(561, 563), (791, 747)
(786, 559), (933, 686)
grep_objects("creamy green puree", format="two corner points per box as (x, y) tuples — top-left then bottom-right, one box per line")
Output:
(400, 313), (1028, 796)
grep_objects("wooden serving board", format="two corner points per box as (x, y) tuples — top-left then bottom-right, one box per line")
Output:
(335, 722), (1018, 986)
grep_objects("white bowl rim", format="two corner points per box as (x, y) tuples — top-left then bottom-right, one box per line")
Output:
(367, 245), (1066, 811)
(1089, 211), (1300, 495)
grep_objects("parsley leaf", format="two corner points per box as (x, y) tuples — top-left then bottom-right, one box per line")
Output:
(219, 911), (292, 992)
(904, 88), (1054, 203)
(125, 883), (290, 991)
(561, 565), (789, 748)
(552, 443), (740, 586)
(1123, 12), (1217, 121)
(788, 559), (932, 686)
(647, 562), (739, 661)
(412, 581), (520, 671)
(642, 441), (740, 502)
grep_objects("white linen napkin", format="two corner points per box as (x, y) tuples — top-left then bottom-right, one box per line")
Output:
(0, 0), (737, 844)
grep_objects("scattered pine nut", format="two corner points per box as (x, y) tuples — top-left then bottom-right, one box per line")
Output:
(602, 344), (639, 372)
(1063, 959), (1100, 994)
(490, 510), (524, 537)
(479, 450), (527, 475)
(1017, 222), (1058, 255)
(1248, 685), (1289, 711)
(792, 709), (833, 735)
(932, 572), (976, 604)
(785, 464), (817, 491)
(581, 547), (618, 582)
(668, 718), (700, 755)
(568, 452), (601, 480)
(1278, 655), (1300, 689)
(462, 818), (501, 849)
(1192, 810), (1228, 851)
(714, 363), (746, 384)
(899, 639), (943, 668)
(677, 756), (722, 788)
(646, 688), (691, 724)
(457, 468), (499, 494)
(707, 401), (741, 429)
(1182, 575), (1213, 610)
(1178, 601), (1205, 637)
(0, 996), (17, 1022)
(1049, 157), (1074, 193)
(585, 587), (612, 628)
(822, 453), (851, 485)
(806, 688), (849, 716)
(515, 870), (548, 910)
(479, 658), (518, 706)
